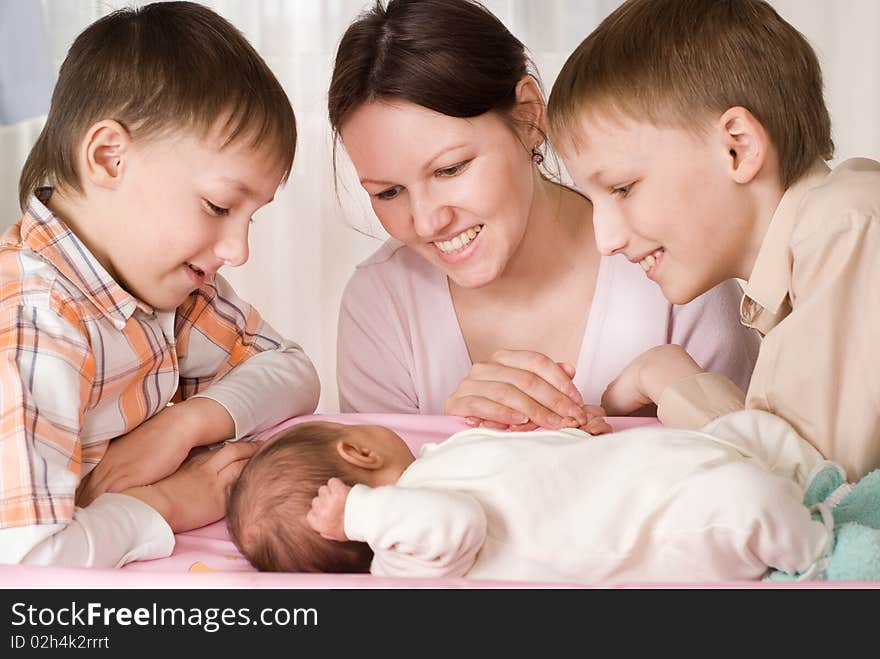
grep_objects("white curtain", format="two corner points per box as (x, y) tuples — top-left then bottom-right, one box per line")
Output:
(1, 0), (878, 412)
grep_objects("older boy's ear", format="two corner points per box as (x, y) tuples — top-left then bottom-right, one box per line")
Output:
(719, 107), (768, 185)
(82, 119), (131, 189)
(513, 75), (547, 148)
(336, 440), (383, 471)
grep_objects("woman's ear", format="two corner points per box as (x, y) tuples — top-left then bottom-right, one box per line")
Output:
(513, 75), (547, 149)
(718, 106), (769, 185)
(80, 119), (131, 190)
(336, 440), (383, 471)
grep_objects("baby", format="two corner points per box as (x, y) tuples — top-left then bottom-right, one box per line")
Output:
(225, 409), (857, 585)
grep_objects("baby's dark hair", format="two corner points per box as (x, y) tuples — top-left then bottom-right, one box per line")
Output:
(226, 423), (373, 573)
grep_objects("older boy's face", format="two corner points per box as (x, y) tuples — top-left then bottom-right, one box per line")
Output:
(105, 123), (284, 310)
(556, 112), (749, 304)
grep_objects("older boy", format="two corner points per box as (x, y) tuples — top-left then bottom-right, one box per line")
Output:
(547, 0), (880, 479)
(0, 2), (319, 567)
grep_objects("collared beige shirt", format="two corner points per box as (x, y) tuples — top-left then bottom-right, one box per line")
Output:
(659, 158), (880, 479)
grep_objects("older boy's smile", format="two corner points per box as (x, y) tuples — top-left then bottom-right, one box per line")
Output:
(632, 248), (665, 280)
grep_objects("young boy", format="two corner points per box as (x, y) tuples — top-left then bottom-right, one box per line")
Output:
(226, 412), (847, 585)
(546, 0), (880, 480)
(0, 2), (320, 567)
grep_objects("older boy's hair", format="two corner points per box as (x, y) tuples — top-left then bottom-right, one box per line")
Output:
(226, 423), (374, 573)
(18, 1), (296, 210)
(547, 0), (833, 187)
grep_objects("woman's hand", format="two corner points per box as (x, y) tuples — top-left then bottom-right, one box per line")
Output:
(601, 344), (704, 416)
(445, 350), (588, 430)
(578, 405), (613, 435)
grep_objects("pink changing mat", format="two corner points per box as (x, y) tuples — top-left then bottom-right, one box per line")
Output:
(6, 413), (848, 589)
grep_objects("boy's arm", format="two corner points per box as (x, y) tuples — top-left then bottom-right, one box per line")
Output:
(175, 274), (320, 439)
(600, 344), (733, 419)
(2, 441), (256, 567)
(0, 304), (160, 566)
(343, 482), (487, 578)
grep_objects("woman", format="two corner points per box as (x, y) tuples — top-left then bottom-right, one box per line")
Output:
(331, 0), (758, 430)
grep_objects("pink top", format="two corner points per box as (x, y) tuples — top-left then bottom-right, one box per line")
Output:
(337, 239), (759, 414)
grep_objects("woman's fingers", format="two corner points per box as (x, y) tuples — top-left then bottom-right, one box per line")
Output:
(490, 351), (584, 406)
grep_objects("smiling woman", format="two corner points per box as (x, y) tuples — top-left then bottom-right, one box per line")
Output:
(329, 0), (760, 429)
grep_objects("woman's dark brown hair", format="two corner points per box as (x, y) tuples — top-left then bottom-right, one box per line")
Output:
(328, 0), (539, 144)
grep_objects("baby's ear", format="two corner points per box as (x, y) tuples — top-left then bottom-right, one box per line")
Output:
(336, 440), (383, 470)
(81, 119), (131, 189)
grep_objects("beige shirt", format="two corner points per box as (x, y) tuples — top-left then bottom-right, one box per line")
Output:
(659, 158), (880, 479)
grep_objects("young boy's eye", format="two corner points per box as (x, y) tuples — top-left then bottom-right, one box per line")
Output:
(205, 200), (230, 216)
(435, 160), (472, 177)
(375, 186), (403, 201)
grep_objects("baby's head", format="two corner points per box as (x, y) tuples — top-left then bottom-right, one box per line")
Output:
(226, 421), (415, 573)
(20, 1), (296, 311)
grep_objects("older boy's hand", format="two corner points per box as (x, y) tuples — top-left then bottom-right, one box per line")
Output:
(306, 478), (351, 542)
(447, 352), (588, 431)
(601, 345), (704, 416)
(578, 405), (613, 435)
(76, 397), (236, 507)
(122, 441), (258, 533)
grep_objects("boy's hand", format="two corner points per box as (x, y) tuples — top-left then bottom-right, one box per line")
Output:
(601, 345), (704, 416)
(447, 352), (588, 431)
(122, 441), (258, 533)
(76, 397), (235, 507)
(578, 404), (613, 435)
(306, 478), (351, 542)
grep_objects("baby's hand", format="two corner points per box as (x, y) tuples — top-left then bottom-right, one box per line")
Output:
(306, 478), (351, 542)
(578, 404), (613, 435)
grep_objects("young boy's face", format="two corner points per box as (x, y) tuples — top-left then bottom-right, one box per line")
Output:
(557, 112), (750, 304)
(104, 124), (284, 310)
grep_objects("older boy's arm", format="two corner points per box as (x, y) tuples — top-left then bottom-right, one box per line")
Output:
(343, 483), (487, 578)
(600, 344), (734, 421)
(177, 274), (320, 439)
(736, 215), (880, 478)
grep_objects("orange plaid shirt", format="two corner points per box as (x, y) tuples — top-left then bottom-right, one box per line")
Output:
(0, 191), (319, 534)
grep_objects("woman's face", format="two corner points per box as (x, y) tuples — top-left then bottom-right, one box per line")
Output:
(340, 99), (537, 288)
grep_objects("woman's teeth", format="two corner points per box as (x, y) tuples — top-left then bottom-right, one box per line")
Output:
(434, 225), (483, 254)
(640, 249), (663, 272)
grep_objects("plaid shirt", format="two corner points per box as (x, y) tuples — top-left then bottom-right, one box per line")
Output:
(0, 192), (319, 532)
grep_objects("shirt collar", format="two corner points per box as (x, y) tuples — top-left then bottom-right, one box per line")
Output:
(743, 161), (832, 315)
(19, 190), (153, 329)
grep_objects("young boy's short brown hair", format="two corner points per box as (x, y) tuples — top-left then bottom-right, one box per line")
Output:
(226, 424), (374, 573)
(547, 0), (833, 187)
(19, 1), (296, 210)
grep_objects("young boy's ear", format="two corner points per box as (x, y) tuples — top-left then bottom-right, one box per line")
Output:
(81, 119), (131, 189)
(336, 440), (383, 471)
(718, 106), (770, 185)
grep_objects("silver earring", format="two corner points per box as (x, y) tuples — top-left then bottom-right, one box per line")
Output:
(531, 146), (544, 165)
